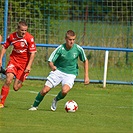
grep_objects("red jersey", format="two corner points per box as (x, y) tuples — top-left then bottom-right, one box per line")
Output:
(3, 32), (37, 64)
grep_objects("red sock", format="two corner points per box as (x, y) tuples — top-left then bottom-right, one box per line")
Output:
(0, 86), (9, 105)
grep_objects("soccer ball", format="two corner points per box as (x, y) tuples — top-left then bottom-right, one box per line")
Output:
(64, 100), (78, 113)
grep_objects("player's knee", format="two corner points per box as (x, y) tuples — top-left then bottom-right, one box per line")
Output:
(5, 80), (12, 86)
(62, 85), (70, 95)
(62, 89), (69, 95)
(40, 86), (51, 96)
(41, 88), (49, 94)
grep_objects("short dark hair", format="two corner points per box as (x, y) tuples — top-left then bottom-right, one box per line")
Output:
(17, 20), (28, 29)
(65, 30), (76, 38)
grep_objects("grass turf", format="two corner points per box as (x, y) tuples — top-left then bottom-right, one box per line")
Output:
(0, 80), (132, 133)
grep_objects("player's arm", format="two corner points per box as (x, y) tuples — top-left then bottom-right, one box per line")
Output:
(0, 34), (3, 66)
(26, 35), (37, 73)
(48, 46), (61, 71)
(0, 46), (7, 75)
(0, 35), (9, 74)
(83, 59), (90, 85)
(25, 52), (36, 73)
(48, 61), (57, 71)
(0, 35), (12, 65)
(0, 46), (6, 67)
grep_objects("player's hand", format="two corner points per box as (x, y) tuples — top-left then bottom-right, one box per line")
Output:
(84, 77), (90, 85)
(0, 66), (6, 75)
(49, 62), (56, 71)
(51, 66), (57, 71)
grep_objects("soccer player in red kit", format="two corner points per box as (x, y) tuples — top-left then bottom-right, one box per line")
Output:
(0, 20), (37, 108)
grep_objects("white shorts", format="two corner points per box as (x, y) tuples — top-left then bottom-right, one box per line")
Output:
(46, 70), (76, 89)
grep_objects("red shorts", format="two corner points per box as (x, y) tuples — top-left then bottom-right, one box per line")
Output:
(6, 60), (29, 82)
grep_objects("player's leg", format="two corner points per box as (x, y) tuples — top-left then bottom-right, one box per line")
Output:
(57, 84), (71, 101)
(29, 70), (61, 111)
(13, 69), (29, 91)
(13, 79), (23, 91)
(29, 81), (52, 111)
(0, 73), (14, 108)
(51, 73), (76, 111)
(51, 84), (70, 111)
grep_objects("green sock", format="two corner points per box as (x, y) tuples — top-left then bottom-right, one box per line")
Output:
(33, 92), (44, 107)
(56, 91), (66, 101)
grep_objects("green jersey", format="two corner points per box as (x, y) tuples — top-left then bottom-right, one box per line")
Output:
(48, 43), (87, 76)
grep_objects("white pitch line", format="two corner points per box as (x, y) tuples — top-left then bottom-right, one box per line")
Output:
(9, 90), (131, 109)
(10, 90), (57, 97)
(29, 90), (56, 97)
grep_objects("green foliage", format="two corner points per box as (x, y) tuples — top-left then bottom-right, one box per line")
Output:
(1, 0), (132, 83)
(1, 0), (132, 45)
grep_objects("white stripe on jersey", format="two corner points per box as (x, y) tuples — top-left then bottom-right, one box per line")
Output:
(77, 45), (87, 60)
(48, 45), (62, 62)
(11, 39), (28, 46)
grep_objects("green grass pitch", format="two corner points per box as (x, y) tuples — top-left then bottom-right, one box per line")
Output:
(0, 80), (132, 133)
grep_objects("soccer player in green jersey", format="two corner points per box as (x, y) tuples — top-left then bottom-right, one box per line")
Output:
(29, 30), (90, 111)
